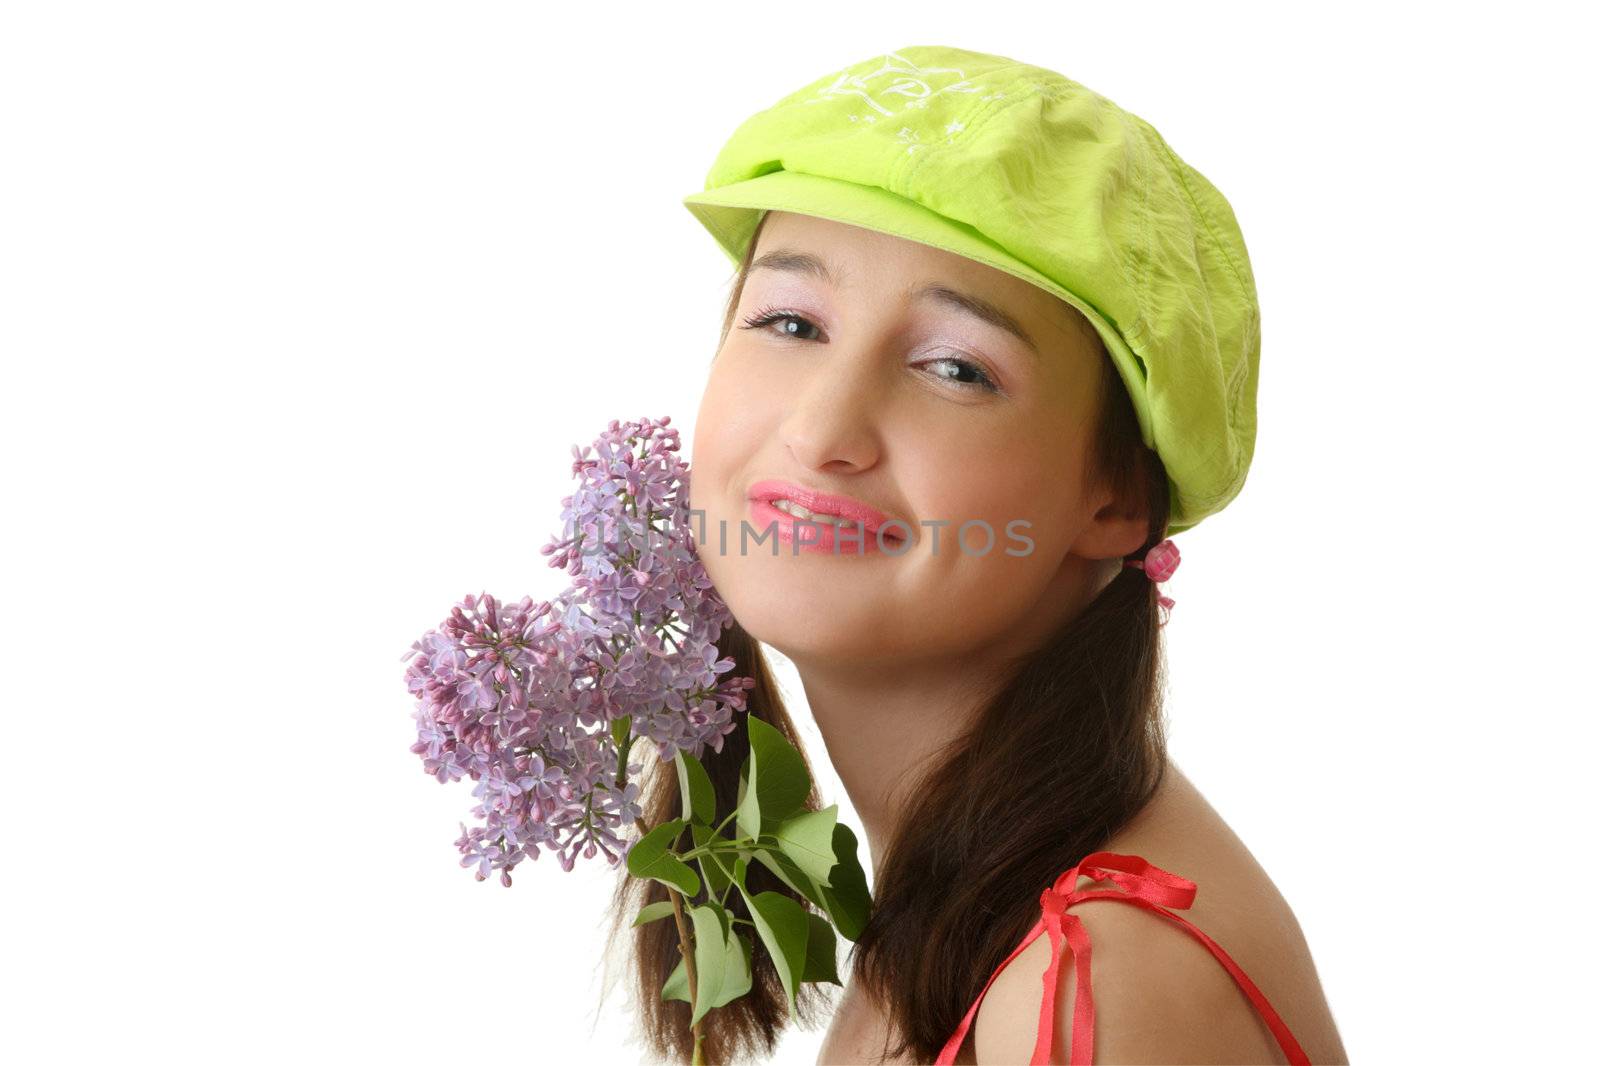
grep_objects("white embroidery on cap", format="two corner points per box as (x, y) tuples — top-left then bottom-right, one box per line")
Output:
(803, 52), (981, 118)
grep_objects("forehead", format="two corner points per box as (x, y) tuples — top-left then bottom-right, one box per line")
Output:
(755, 210), (1022, 291)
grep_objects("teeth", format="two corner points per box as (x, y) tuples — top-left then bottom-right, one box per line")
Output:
(772, 498), (858, 528)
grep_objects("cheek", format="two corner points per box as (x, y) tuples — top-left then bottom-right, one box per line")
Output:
(695, 347), (785, 448)
(692, 343), (805, 499)
(690, 357), (780, 573)
(896, 435), (1087, 654)
(907, 430), (1086, 561)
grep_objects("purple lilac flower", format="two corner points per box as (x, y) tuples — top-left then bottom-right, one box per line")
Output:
(405, 416), (755, 886)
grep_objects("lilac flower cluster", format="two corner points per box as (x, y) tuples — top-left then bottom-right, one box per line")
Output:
(404, 416), (755, 885)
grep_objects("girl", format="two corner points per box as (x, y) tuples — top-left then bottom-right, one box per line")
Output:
(610, 47), (1347, 1064)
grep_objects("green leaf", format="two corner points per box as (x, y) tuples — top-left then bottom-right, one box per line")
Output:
(772, 805), (839, 888)
(738, 886), (810, 1018)
(735, 716), (812, 841)
(800, 912), (841, 985)
(719, 929), (753, 1009)
(661, 922), (750, 1013)
(610, 715), (632, 750)
(631, 900), (676, 928)
(751, 847), (829, 912)
(684, 903), (754, 1026)
(662, 956), (690, 1003)
(816, 822), (872, 942)
(626, 818), (700, 898)
(687, 903), (731, 1028)
(735, 759), (753, 839)
(675, 750), (716, 826)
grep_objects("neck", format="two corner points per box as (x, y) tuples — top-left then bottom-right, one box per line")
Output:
(780, 550), (1120, 877)
(787, 555), (1113, 881)
(791, 651), (997, 882)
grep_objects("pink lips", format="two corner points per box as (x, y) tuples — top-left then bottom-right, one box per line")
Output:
(746, 479), (907, 555)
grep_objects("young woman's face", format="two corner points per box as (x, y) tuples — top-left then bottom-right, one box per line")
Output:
(690, 211), (1130, 668)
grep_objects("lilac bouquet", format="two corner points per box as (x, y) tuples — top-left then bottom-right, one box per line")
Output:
(404, 416), (871, 1064)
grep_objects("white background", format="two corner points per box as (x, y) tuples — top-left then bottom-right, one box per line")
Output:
(4, 3), (1594, 1062)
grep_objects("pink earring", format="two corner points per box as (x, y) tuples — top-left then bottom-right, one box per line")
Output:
(1123, 538), (1180, 621)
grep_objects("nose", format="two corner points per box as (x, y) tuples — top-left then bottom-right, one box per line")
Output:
(778, 340), (885, 473)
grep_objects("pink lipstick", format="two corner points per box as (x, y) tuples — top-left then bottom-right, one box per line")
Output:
(745, 479), (908, 556)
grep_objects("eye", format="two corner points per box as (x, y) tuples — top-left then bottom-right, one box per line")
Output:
(739, 306), (823, 342)
(917, 355), (999, 393)
(738, 305), (1001, 394)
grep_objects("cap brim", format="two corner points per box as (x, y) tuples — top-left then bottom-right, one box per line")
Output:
(681, 169), (1156, 458)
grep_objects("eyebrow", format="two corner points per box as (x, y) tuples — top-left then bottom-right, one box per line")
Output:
(749, 248), (1039, 356)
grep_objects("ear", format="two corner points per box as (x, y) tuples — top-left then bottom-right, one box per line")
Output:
(1070, 471), (1153, 562)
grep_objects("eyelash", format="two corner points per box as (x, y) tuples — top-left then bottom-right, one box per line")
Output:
(738, 306), (1001, 394)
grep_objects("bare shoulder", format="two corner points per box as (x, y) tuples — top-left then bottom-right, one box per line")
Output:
(972, 900), (1281, 1064)
(972, 764), (1349, 1063)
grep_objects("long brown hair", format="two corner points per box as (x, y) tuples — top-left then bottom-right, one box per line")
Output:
(603, 211), (1172, 1063)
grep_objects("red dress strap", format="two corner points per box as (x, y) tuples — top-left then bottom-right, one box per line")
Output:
(934, 851), (1311, 1065)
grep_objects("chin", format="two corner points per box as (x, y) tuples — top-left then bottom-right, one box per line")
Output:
(710, 572), (890, 664)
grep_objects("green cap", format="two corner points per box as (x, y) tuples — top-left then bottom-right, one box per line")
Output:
(682, 46), (1260, 536)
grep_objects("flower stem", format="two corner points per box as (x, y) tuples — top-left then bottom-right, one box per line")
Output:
(667, 885), (706, 1065)
(614, 731), (636, 790)
(675, 838), (749, 863)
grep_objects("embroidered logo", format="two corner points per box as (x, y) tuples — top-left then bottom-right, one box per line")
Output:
(803, 52), (1008, 152)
